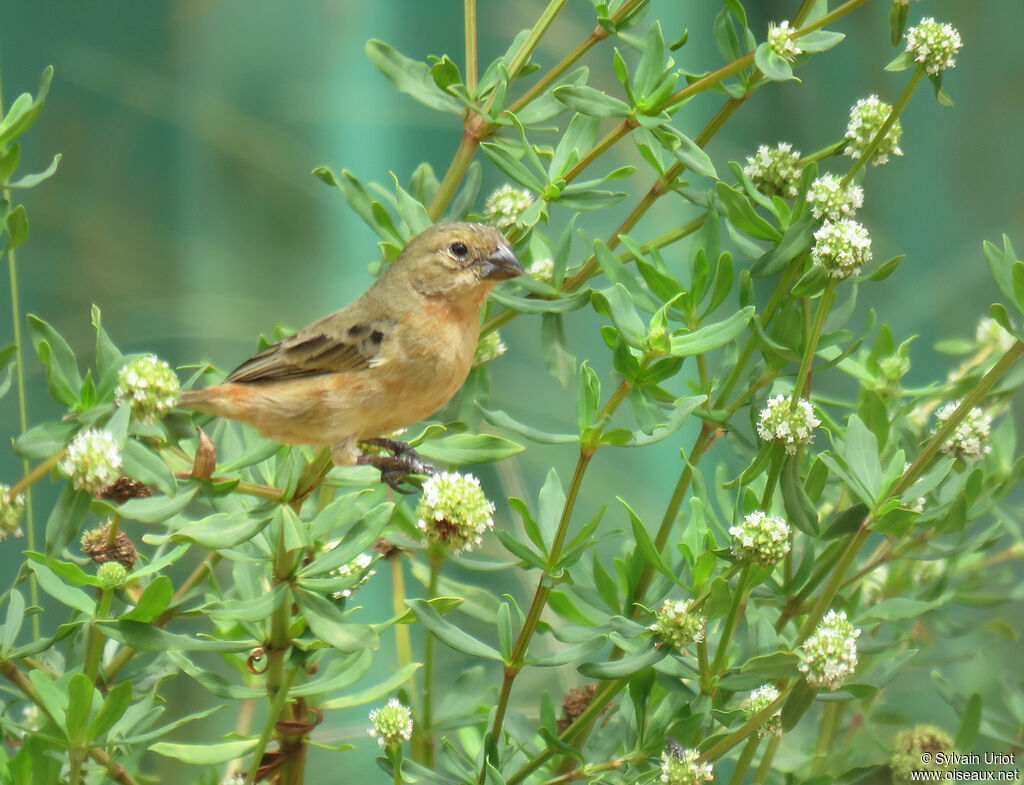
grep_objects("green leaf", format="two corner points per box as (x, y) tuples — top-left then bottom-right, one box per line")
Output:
(89, 680), (132, 739)
(27, 314), (83, 406)
(716, 183), (782, 241)
(121, 439), (176, 496)
(740, 650), (801, 678)
(150, 739), (259, 766)
(1, 589), (25, 652)
(405, 598), (503, 660)
(781, 454), (819, 535)
(782, 677), (816, 730)
(44, 485), (93, 556)
(664, 127), (718, 179)
(5, 153), (61, 189)
(984, 235), (1023, 317)
(64, 671), (94, 745)
(955, 693), (982, 749)
(416, 433), (524, 465)
(669, 306), (754, 356)
(28, 561), (95, 615)
(857, 596), (945, 624)
(0, 66), (54, 147)
(842, 415), (882, 505)
(579, 644), (666, 678)
(319, 663), (422, 709)
(121, 576), (173, 622)
(592, 285), (647, 348)
(293, 588), (379, 652)
(207, 585), (286, 624)
(98, 620), (255, 651)
(391, 175), (432, 235)
(118, 485), (199, 523)
(754, 42), (795, 82)
(28, 669), (67, 730)
(489, 289), (590, 315)
(623, 498), (675, 582)
(553, 85), (631, 117)
(537, 469), (565, 551)
(798, 30), (845, 53)
(479, 405), (577, 444)
(168, 511), (272, 550)
(550, 114), (599, 179)
(479, 142), (543, 192)
(365, 40), (463, 114)
(884, 50), (917, 73)
(576, 362), (601, 434)
(624, 395), (704, 447)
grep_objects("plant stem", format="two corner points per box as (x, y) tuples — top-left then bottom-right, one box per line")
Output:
(464, 0), (478, 94)
(419, 551), (443, 767)
(842, 64), (924, 186)
(710, 564), (752, 680)
(792, 280), (837, 405)
(751, 732), (781, 784)
(727, 735), (761, 785)
(84, 587), (114, 683)
(391, 555), (413, 675)
(266, 517), (301, 784)
(244, 666), (298, 785)
(701, 688), (789, 761)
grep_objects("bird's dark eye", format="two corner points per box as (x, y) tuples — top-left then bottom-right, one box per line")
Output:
(449, 241), (469, 258)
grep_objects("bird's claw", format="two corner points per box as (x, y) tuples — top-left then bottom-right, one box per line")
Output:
(357, 439), (435, 493)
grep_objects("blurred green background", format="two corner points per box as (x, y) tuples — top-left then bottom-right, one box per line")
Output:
(2, 1), (1022, 781)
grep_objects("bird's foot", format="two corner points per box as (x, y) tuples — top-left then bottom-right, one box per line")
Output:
(357, 438), (435, 494)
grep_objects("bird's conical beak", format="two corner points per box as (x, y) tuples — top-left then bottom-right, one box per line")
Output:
(478, 243), (524, 281)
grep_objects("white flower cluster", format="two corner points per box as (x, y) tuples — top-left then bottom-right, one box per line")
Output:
(729, 511), (791, 567)
(61, 429), (122, 494)
(528, 257), (554, 281)
(767, 20), (802, 61)
(975, 317), (1015, 354)
(649, 598), (706, 653)
(660, 747), (714, 785)
(806, 174), (864, 221)
(844, 96), (903, 166)
(416, 472), (496, 555)
(367, 698), (414, 748)
(0, 484), (26, 540)
(484, 184), (533, 231)
(799, 609), (860, 690)
(812, 219), (873, 279)
(743, 684), (782, 738)
(905, 18), (962, 75)
(473, 330), (508, 367)
(115, 354), (180, 421)
(935, 402), (992, 459)
(756, 394), (820, 454)
(743, 142), (802, 198)
(329, 551), (377, 600)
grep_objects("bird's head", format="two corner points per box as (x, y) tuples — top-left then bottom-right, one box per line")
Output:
(388, 222), (523, 302)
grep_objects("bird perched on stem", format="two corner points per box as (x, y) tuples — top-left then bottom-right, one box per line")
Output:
(179, 222), (522, 490)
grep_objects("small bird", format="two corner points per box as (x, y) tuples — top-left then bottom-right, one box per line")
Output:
(180, 222), (523, 489)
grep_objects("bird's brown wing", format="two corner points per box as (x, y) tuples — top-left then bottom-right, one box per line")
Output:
(225, 312), (393, 383)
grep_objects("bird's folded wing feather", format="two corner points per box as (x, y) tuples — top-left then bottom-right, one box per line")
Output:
(225, 311), (392, 383)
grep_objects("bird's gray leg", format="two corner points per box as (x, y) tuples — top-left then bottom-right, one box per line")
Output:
(359, 437), (436, 477)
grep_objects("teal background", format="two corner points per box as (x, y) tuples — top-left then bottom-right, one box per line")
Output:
(2, 1), (1022, 782)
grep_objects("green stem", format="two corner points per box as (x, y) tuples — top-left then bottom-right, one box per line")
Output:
(266, 518), (301, 784)
(751, 732), (781, 784)
(792, 280), (837, 404)
(419, 551), (443, 767)
(842, 64), (924, 186)
(697, 638), (712, 694)
(727, 735), (761, 785)
(760, 447), (785, 509)
(428, 129), (483, 221)
(84, 588), (114, 683)
(813, 702), (844, 772)
(505, 0), (568, 83)
(391, 555), (413, 680)
(710, 564), (752, 679)
(464, 0), (478, 94)
(1, 73), (39, 640)
(702, 688), (789, 761)
(243, 666), (298, 785)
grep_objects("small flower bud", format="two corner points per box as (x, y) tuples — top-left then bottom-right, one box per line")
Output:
(890, 724), (955, 784)
(192, 428), (217, 479)
(844, 96), (903, 166)
(812, 219), (872, 279)
(806, 174), (864, 220)
(905, 18), (962, 76)
(742, 684), (782, 738)
(767, 20), (802, 61)
(367, 698), (413, 748)
(528, 257), (554, 282)
(484, 184), (533, 231)
(649, 598), (706, 653)
(115, 354), (180, 421)
(0, 485), (26, 541)
(96, 560), (129, 590)
(416, 472), (496, 555)
(756, 394), (820, 454)
(729, 511), (791, 567)
(660, 746), (714, 785)
(799, 609), (860, 690)
(743, 142), (802, 198)
(935, 402), (992, 459)
(473, 331), (508, 367)
(61, 429), (123, 495)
